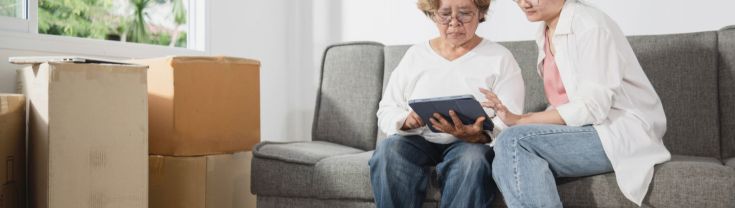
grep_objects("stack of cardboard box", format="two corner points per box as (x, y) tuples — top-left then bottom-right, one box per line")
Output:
(19, 61), (149, 208)
(134, 56), (260, 208)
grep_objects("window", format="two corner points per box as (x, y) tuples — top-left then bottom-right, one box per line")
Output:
(0, 0), (24, 19)
(39, 0), (189, 48)
(0, 0), (206, 51)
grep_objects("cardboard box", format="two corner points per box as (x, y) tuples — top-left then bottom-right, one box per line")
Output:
(149, 151), (255, 208)
(20, 62), (148, 208)
(131, 56), (260, 156)
(0, 94), (25, 208)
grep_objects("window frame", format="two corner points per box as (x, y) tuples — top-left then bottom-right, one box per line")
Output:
(0, 0), (209, 58)
(0, 0), (33, 33)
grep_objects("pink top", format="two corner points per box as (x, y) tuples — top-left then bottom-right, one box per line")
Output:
(542, 31), (569, 107)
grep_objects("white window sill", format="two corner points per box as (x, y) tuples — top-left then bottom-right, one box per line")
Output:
(0, 30), (209, 59)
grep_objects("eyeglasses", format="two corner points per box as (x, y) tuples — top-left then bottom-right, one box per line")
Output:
(512, 0), (540, 6)
(433, 10), (477, 25)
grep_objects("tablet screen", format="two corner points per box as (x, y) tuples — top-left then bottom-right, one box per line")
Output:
(408, 94), (493, 133)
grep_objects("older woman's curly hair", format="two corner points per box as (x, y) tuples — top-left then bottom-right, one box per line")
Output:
(417, 0), (491, 22)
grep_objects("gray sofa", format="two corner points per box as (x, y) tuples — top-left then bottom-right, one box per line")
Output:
(251, 26), (735, 207)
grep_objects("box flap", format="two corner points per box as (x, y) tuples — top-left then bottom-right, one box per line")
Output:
(9, 56), (136, 65)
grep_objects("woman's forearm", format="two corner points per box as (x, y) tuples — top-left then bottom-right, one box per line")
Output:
(517, 109), (566, 125)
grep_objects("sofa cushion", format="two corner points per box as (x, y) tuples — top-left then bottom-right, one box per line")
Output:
(719, 26), (735, 160)
(312, 151), (375, 199)
(313, 42), (385, 151)
(252, 150), (735, 207)
(253, 141), (363, 165)
(251, 148), (441, 201)
(556, 155), (735, 207)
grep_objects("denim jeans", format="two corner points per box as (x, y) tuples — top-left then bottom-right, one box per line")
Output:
(368, 134), (496, 208)
(492, 124), (614, 208)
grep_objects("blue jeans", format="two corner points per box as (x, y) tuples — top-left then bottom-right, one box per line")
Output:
(369, 134), (496, 208)
(492, 124), (614, 208)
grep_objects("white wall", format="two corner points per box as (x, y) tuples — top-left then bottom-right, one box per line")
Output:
(206, 0), (298, 142)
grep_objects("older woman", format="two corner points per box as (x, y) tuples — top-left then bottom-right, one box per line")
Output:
(485, 0), (671, 207)
(368, 0), (525, 207)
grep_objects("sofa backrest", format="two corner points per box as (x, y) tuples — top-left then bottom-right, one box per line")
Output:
(312, 42), (385, 151)
(626, 31), (720, 158)
(317, 27), (734, 159)
(718, 26), (735, 160)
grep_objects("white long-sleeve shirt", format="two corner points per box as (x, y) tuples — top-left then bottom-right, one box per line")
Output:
(540, 0), (671, 205)
(377, 39), (525, 144)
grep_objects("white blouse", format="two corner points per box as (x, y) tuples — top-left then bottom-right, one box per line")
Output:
(539, 0), (671, 205)
(377, 39), (525, 144)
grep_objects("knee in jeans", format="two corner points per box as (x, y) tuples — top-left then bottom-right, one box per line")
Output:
(376, 135), (398, 151)
(378, 135), (408, 150)
(371, 135), (407, 163)
(494, 127), (534, 172)
(495, 125), (538, 153)
(455, 145), (493, 171)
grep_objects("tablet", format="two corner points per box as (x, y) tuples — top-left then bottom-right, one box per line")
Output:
(408, 94), (493, 133)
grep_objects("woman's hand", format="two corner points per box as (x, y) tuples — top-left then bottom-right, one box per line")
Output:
(401, 111), (425, 130)
(429, 110), (490, 144)
(479, 88), (523, 126)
